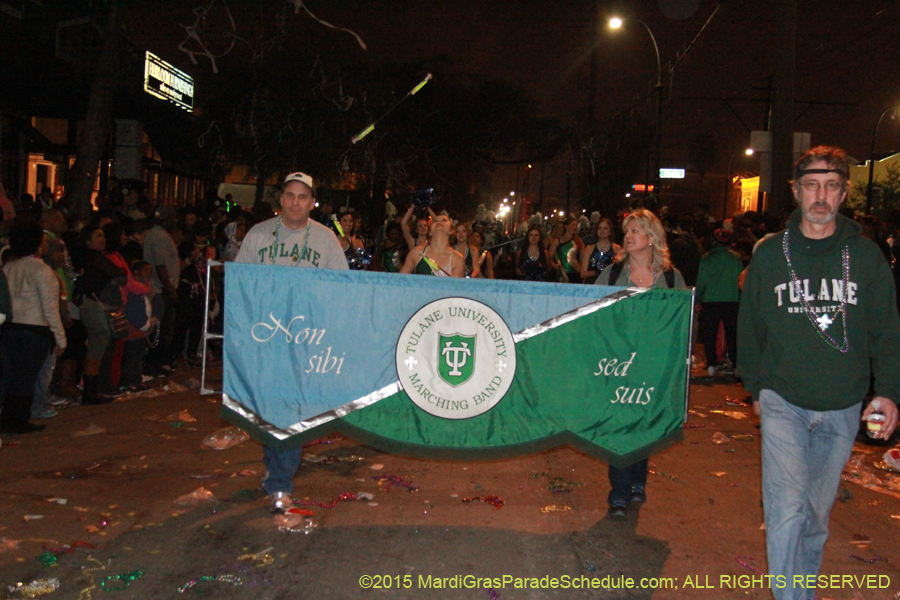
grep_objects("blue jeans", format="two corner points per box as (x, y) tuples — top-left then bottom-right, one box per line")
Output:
(759, 389), (860, 600)
(261, 446), (302, 494)
(32, 352), (56, 416)
(607, 459), (648, 506)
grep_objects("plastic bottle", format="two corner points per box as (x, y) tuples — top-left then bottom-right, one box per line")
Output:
(866, 399), (886, 439)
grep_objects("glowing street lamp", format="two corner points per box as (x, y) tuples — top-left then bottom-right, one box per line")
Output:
(609, 16), (663, 195)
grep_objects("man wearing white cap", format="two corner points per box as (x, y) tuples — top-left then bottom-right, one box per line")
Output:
(237, 172), (347, 269)
(236, 172), (348, 512)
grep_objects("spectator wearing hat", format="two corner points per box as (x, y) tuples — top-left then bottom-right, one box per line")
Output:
(696, 228), (743, 376)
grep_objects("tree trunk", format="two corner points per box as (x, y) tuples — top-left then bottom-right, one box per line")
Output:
(68, 2), (123, 219)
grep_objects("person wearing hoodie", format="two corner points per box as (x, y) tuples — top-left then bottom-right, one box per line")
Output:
(738, 146), (900, 600)
(696, 228), (743, 376)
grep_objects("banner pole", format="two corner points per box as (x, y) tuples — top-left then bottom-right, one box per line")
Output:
(684, 288), (696, 423)
(200, 259), (223, 395)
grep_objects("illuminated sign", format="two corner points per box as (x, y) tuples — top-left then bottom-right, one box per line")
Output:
(144, 52), (194, 112)
(631, 184), (655, 192)
(659, 168), (685, 179)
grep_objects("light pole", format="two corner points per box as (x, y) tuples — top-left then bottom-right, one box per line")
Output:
(609, 17), (663, 195)
(866, 106), (898, 215)
(724, 148), (754, 219)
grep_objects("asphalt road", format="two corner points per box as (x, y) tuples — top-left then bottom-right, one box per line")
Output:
(1, 366), (898, 600)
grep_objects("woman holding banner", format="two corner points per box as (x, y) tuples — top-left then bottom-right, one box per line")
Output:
(595, 209), (686, 520)
(400, 214), (465, 277)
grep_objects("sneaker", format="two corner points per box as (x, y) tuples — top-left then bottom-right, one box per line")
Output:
(606, 503), (627, 521)
(121, 384), (149, 393)
(48, 395), (69, 407)
(34, 409), (58, 419)
(269, 491), (293, 514)
(707, 365), (717, 377)
(630, 486), (647, 504)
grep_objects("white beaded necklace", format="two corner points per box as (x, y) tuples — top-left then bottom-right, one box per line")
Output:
(271, 217), (311, 266)
(782, 229), (849, 353)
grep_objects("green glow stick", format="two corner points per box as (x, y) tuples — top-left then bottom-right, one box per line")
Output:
(351, 124), (375, 144)
(422, 256), (440, 273)
(410, 73), (432, 95)
(332, 217), (345, 237)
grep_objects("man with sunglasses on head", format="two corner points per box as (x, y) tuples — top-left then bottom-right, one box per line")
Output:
(738, 146), (900, 600)
(236, 172), (348, 513)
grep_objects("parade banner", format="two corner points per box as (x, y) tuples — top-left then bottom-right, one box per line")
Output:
(222, 264), (693, 467)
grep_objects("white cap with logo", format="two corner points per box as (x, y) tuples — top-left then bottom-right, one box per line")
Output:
(283, 172), (314, 189)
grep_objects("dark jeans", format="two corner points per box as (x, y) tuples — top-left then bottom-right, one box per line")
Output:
(171, 282), (204, 361)
(262, 446), (303, 494)
(146, 293), (175, 373)
(120, 338), (147, 387)
(700, 301), (739, 368)
(60, 319), (87, 362)
(0, 325), (54, 429)
(608, 459), (649, 507)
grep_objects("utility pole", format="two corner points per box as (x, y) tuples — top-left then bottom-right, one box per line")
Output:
(768, 0), (796, 214)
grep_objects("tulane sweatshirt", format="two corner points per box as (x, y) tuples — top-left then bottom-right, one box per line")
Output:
(737, 210), (900, 410)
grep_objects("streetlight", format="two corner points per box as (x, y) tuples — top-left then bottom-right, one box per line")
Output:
(866, 106), (898, 214)
(609, 16), (663, 195)
(724, 148), (754, 219)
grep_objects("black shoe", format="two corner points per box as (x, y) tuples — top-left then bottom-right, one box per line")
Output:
(81, 395), (114, 405)
(606, 503), (627, 520)
(0, 421), (47, 434)
(630, 486), (647, 504)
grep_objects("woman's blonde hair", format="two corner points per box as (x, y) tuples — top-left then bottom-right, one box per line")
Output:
(617, 209), (672, 272)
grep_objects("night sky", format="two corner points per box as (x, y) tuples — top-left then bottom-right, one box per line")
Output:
(128, 0), (900, 206)
(266, 0), (899, 157)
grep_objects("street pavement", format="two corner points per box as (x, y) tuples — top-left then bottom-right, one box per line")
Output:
(0, 365), (898, 600)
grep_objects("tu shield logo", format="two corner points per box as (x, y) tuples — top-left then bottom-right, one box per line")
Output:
(396, 297), (516, 420)
(438, 333), (476, 386)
